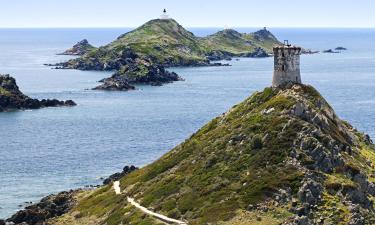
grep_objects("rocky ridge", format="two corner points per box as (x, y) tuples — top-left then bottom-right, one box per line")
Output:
(35, 83), (375, 224)
(58, 39), (96, 56)
(0, 74), (76, 112)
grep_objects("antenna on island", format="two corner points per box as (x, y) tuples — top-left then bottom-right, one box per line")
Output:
(160, 8), (170, 20)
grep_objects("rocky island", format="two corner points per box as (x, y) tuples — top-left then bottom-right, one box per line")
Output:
(58, 39), (96, 56)
(0, 74), (76, 112)
(50, 19), (281, 91)
(7, 44), (375, 225)
(92, 54), (182, 91)
(335, 46), (347, 51)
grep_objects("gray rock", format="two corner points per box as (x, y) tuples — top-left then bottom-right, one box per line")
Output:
(297, 178), (322, 206)
(294, 216), (308, 225)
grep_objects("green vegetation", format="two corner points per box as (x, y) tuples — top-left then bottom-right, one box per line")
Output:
(63, 19), (281, 71)
(0, 87), (12, 97)
(51, 84), (375, 224)
(202, 28), (280, 55)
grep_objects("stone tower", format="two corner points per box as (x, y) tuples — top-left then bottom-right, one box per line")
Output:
(272, 41), (302, 87)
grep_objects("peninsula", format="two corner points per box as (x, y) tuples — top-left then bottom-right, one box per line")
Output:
(0, 74), (76, 112)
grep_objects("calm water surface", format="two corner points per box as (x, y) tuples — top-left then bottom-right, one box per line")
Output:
(0, 28), (375, 218)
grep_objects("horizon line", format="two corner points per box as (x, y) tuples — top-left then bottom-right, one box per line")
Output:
(1, 26), (375, 29)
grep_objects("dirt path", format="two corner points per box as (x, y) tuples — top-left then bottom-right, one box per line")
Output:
(112, 181), (187, 225)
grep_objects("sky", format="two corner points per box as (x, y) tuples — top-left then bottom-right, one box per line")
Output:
(0, 0), (374, 28)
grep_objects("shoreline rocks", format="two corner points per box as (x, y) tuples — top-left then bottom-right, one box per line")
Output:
(240, 47), (269, 58)
(0, 74), (76, 112)
(6, 190), (78, 225)
(5, 165), (138, 224)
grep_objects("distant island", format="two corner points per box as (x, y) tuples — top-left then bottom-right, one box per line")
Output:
(50, 19), (282, 91)
(335, 46), (347, 51)
(0, 74), (76, 112)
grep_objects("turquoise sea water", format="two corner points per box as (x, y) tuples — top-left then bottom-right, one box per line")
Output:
(1, 28), (375, 218)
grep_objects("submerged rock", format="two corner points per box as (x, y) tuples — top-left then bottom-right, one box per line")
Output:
(0, 74), (76, 112)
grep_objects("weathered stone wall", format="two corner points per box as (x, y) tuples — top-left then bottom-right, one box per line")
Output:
(272, 46), (302, 87)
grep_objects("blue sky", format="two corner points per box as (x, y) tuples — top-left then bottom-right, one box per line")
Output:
(1, 0), (374, 28)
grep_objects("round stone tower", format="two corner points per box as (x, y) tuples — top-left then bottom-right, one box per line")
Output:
(272, 41), (302, 87)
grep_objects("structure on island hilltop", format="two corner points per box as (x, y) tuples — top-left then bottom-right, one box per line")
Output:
(160, 9), (170, 20)
(272, 40), (302, 87)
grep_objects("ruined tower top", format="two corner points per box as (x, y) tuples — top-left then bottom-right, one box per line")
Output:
(272, 40), (302, 87)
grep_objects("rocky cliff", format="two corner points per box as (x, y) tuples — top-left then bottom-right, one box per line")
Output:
(0, 74), (76, 112)
(19, 83), (374, 225)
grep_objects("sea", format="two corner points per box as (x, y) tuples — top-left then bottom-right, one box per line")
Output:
(1, 27), (375, 218)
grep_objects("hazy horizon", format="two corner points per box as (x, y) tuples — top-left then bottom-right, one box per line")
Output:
(1, 0), (375, 28)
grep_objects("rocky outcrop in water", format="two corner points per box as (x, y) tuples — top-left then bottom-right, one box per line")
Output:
(93, 77), (136, 91)
(335, 46), (347, 51)
(58, 39), (96, 56)
(0, 74), (76, 112)
(93, 57), (182, 91)
(323, 49), (340, 53)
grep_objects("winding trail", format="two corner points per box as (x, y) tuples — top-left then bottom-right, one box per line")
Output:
(113, 181), (188, 225)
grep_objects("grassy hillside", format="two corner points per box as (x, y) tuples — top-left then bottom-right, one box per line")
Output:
(59, 19), (282, 71)
(50, 84), (375, 225)
(202, 28), (281, 55)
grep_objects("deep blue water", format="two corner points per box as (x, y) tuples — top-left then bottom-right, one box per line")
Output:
(1, 28), (375, 218)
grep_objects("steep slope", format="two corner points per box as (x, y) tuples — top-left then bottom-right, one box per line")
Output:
(46, 84), (375, 225)
(109, 19), (210, 66)
(0, 74), (76, 112)
(58, 19), (211, 70)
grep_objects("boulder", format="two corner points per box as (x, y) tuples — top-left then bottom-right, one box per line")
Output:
(103, 165), (138, 185)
